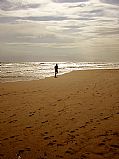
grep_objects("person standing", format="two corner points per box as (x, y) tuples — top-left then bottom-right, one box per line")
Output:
(54, 64), (58, 78)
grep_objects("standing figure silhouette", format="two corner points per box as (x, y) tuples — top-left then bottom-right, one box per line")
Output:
(54, 64), (58, 78)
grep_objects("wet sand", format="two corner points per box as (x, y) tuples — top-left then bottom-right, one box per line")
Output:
(0, 69), (119, 159)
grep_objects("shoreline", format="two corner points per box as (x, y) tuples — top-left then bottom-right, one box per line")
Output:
(0, 69), (119, 159)
(1, 61), (119, 83)
(1, 68), (119, 84)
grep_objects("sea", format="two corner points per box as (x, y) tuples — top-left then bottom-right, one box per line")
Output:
(0, 62), (119, 83)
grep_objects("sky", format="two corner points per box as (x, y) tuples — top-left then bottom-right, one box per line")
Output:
(0, 0), (119, 62)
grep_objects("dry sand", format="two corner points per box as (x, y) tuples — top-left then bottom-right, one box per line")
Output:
(0, 69), (119, 159)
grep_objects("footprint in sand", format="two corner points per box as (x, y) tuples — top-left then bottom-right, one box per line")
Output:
(2, 120), (6, 123)
(80, 125), (86, 128)
(111, 144), (119, 148)
(47, 142), (55, 146)
(44, 132), (48, 135)
(100, 113), (103, 116)
(56, 155), (63, 158)
(88, 108), (93, 110)
(58, 109), (64, 113)
(25, 147), (31, 151)
(65, 148), (76, 155)
(18, 139), (23, 142)
(29, 111), (36, 117)
(80, 154), (87, 159)
(10, 135), (16, 139)
(9, 114), (16, 118)
(85, 121), (89, 124)
(94, 152), (105, 156)
(44, 136), (50, 140)
(90, 119), (93, 122)
(0, 111), (4, 114)
(70, 130), (75, 133)
(9, 120), (17, 123)
(0, 154), (4, 157)
(57, 99), (62, 102)
(57, 143), (64, 147)
(3, 137), (9, 141)
(42, 120), (48, 124)
(98, 142), (105, 146)
(112, 132), (119, 136)
(25, 126), (32, 129)
(70, 117), (75, 121)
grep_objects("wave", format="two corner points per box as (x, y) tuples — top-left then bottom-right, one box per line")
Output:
(0, 62), (119, 82)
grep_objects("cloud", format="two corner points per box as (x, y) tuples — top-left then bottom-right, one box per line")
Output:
(79, 9), (104, 19)
(23, 16), (69, 22)
(0, 16), (18, 23)
(0, 15), (69, 24)
(97, 27), (119, 36)
(52, 0), (88, 3)
(0, 0), (119, 62)
(63, 25), (83, 29)
(68, 3), (86, 8)
(100, 0), (119, 6)
(0, 0), (41, 11)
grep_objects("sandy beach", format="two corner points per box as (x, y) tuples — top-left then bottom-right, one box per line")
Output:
(0, 69), (119, 159)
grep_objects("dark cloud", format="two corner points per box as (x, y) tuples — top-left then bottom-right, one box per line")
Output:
(88, 27), (119, 37)
(0, 16), (18, 23)
(0, 10), (104, 24)
(24, 16), (69, 21)
(0, 0), (12, 11)
(0, 15), (69, 23)
(89, 9), (104, 14)
(98, 28), (119, 36)
(20, 3), (41, 9)
(0, 14), (98, 24)
(64, 25), (83, 28)
(52, 0), (88, 3)
(0, 0), (41, 11)
(100, 0), (119, 6)
(76, 17), (95, 20)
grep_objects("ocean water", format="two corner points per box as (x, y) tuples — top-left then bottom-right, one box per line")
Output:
(0, 62), (119, 82)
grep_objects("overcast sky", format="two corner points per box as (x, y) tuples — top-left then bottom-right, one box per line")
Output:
(0, 0), (119, 62)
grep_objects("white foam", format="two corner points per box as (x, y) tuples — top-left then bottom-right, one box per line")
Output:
(0, 62), (119, 82)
